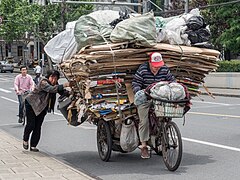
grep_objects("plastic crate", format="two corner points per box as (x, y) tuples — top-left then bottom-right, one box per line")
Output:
(154, 101), (185, 118)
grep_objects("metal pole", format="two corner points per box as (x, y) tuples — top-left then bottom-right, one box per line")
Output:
(185, 0), (189, 13)
(164, 0), (169, 11)
(0, 45), (3, 61)
(148, 0), (163, 11)
(142, 0), (148, 13)
(23, 49), (25, 66)
(138, 0), (142, 14)
(37, 25), (40, 68)
(61, 0), (67, 30)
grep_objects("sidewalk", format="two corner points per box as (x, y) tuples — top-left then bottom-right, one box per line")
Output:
(0, 130), (96, 180)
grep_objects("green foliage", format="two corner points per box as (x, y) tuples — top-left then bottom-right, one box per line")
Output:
(66, 3), (93, 22)
(203, 0), (240, 53)
(0, 0), (27, 42)
(0, 0), (93, 45)
(217, 60), (240, 72)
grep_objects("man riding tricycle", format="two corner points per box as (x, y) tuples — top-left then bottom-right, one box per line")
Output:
(58, 52), (191, 171)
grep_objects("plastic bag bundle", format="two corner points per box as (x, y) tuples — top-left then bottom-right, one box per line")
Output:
(109, 10), (130, 28)
(185, 15), (212, 46)
(186, 16), (206, 30)
(44, 21), (78, 64)
(74, 10), (120, 50)
(120, 121), (139, 152)
(150, 82), (186, 101)
(110, 11), (157, 47)
(134, 89), (148, 106)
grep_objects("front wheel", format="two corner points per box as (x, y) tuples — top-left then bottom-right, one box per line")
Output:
(97, 119), (112, 161)
(162, 121), (182, 171)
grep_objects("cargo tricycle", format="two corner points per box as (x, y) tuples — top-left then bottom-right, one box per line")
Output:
(93, 96), (189, 171)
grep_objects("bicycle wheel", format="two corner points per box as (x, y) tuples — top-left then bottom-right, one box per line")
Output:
(97, 119), (112, 161)
(162, 121), (182, 171)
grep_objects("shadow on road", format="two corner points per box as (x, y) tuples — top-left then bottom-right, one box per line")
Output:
(56, 150), (215, 178)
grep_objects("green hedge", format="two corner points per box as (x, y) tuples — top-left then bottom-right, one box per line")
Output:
(217, 60), (240, 72)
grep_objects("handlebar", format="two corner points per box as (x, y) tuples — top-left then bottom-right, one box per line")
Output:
(22, 91), (30, 95)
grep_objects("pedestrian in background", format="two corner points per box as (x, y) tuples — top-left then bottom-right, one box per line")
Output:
(23, 70), (73, 152)
(33, 65), (42, 85)
(14, 65), (35, 123)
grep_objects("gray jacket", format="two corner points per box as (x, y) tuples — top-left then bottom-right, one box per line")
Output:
(25, 77), (64, 116)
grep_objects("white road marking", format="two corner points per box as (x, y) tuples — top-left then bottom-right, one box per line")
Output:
(1, 96), (18, 103)
(191, 100), (230, 106)
(1, 96), (239, 134)
(189, 111), (240, 118)
(0, 78), (8, 82)
(0, 97), (239, 150)
(183, 137), (240, 152)
(0, 88), (12, 93)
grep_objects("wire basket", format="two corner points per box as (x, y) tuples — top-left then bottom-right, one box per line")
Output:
(154, 101), (185, 118)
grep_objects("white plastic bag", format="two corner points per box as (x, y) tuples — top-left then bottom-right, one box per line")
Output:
(120, 122), (139, 152)
(44, 21), (78, 64)
(150, 82), (186, 101)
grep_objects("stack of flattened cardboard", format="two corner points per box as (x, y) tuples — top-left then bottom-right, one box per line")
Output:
(59, 42), (219, 120)
(61, 42), (219, 95)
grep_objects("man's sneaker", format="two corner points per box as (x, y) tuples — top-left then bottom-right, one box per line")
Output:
(141, 146), (150, 159)
(18, 118), (23, 123)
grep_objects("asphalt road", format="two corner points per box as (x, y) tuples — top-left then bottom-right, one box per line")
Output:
(1, 72), (240, 180)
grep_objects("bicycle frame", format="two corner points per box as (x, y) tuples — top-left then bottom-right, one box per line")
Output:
(20, 91), (30, 126)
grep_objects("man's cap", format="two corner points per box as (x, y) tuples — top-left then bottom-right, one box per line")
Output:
(149, 52), (164, 67)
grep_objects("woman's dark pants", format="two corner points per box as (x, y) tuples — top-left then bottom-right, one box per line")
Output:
(23, 101), (46, 148)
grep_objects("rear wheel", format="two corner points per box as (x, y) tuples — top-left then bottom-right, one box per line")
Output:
(97, 119), (112, 161)
(162, 121), (182, 171)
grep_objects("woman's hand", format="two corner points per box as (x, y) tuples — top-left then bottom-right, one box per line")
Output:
(63, 81), (75, 88)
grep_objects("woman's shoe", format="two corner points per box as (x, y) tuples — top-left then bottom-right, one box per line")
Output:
(23, 141), (28, 150)
(30, 147), (39, 152)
